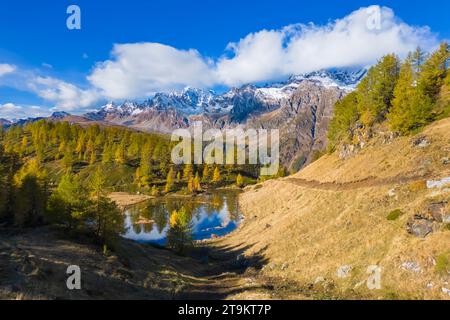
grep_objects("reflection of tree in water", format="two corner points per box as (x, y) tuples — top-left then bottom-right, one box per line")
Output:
(142, 221), (154, 233)
(132, 223), (142, 234)
(127, 205), (143, 234)
(124, 191), (242, 241)
(204, 201), (215, 217)
(183, 200), (199, 220)
(211, 193), (225, 212)
(150, 203), (169, 234)
(225, 193), (240, 222)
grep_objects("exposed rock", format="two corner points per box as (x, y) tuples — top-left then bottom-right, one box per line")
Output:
(426, 202), (448, 222)
(406, 217), (434, 238)
(401, 261), (422, 273)
(412, 136), (430, 148)
(314, 276), (325, 284)
(427, 177), (450, 189)
(442, 287), (450, 296)
(337, 265), (352, 278)
(406, 202), (449, 237)
(339, 144), (359, 160)
(388, 189), (397, 198)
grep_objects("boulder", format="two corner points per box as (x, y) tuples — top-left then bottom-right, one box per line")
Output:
(426, 202), (448, 222)
(337, 265), (352, 278)
(412, 136), (430, 148)
(407, 218), (434, 238)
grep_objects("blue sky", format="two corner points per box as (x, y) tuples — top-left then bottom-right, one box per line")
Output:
(0, 0), (449, 119)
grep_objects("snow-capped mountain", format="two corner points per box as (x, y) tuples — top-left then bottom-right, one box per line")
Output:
(86, 69), (366, 123)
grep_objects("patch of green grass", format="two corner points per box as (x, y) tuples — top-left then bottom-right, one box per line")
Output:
(435, 252), (450, 275)
(386, 209), (403, 221)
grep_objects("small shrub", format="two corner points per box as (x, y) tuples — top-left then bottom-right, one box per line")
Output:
(408, 180), (427, 192)
(444, 223), (450, 231)
(387, 209), (403, 221)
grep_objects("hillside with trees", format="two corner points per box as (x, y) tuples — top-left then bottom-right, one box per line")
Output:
(328, 43), (449, 150)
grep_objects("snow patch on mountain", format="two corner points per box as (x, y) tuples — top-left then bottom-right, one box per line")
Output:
(86, 68), (367, 119)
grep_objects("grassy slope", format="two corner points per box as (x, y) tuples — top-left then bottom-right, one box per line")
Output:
(213, 118), (450, 299)
(0, 226), (276, 300)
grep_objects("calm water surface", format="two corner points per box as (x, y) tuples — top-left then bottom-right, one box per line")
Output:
(122, 190), (242, 245)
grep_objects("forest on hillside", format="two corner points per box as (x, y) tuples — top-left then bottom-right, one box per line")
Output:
(328, 42), (450, 150)
(0, 120), (276, 250)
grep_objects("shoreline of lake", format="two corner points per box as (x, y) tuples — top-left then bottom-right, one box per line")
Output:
(108, 192), (154, 208)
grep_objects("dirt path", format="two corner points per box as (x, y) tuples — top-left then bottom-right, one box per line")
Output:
(283, 173), (432, 191)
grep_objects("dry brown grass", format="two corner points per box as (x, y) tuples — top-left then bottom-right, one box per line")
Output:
(214, 118), (450, 300)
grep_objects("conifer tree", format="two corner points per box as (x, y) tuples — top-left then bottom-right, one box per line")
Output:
(357, 54), (400, 125)
(114, 141), (127, 165)
(236, 173), (244, 188)
(202, 165), (210, 182)
(183, 164), (193, 180)
(388, 58), (434, 133)
(187, 176), (195, 193)
(164, 167), (175, 193)
(194, 172), (201, 191)
(212, 166), (221, 183)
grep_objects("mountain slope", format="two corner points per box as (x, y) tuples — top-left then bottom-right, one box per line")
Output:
(83, 69), (366, 171)
(213, 118), (450, 299)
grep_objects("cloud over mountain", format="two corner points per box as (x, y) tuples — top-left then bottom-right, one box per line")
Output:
(88, 5), (438, 99)
(0, 5), (441, 111)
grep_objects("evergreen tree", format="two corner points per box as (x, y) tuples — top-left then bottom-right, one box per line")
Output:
(62, 147), (74, 170)
(194, 172), (201, 191)
(202, 165), (210, 182)
(236, 173), (244, 188)
(151, 185), (160, 197)
(114, 141), (127, 165)
(357, 54), (400, 125)
(183, 164), (193, 180)
(164, 167), (175, 193)
(187, 176), (195, 193)
(212, 166), (221, 183)
(13, 159), (47, 227)
(102, 143), (113, 164)
(388, 58), (434, 133)
(46, 173), (90, 228)
(418, 42), (449, 101)
(167, 207), (193, 254)
(327, 92), (360, 150)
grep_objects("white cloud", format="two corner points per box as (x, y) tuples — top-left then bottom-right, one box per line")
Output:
(0, 64), (16, 77)
(0, 5), (442, 114)
(87, 5), (439, 93)
(216, 5), (438, 86)
(27, 76), (100, 111)
(88, 43), (217, 100)
(0, 103), (50, 120)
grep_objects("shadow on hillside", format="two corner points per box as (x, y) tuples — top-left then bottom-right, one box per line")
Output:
(0, 227), (271, 300)
(169, 242), (271, 299)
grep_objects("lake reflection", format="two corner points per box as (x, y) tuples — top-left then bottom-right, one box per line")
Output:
(122, 190), (242, 245)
